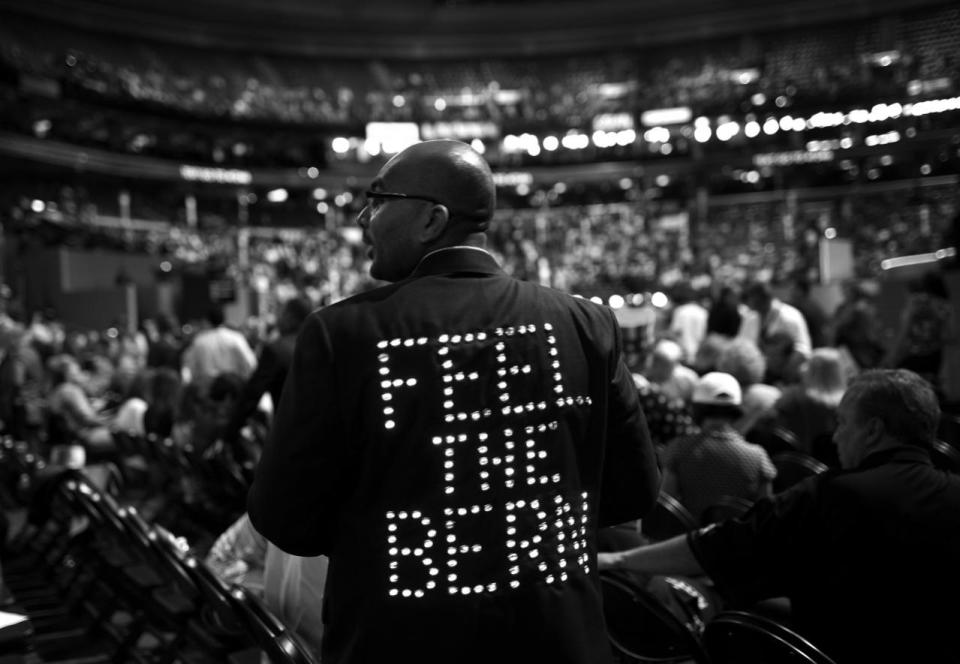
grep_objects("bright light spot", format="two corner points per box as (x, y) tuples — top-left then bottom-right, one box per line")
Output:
(659, 142), (673, 155)
(824, 227), (837, 240)
(608, 295), (625, 309)
(775, 95), (788, 108)
(779, 116), (793, 131)
(744, 121), (760, 138)
(266, 188), (288, 203)
(306, 166), (319, 179)
(470, 138), (485, 154)
(619, 178), (633, 190)
(392, 95), (405, 108)
(751, 93), (766, 106)
(763, 118), (779, 135)
(849, 109), (869, 124)
(630, 294), (644, 306)
(561, 133), (589, 150)
(716, 121), (740, 141)
(313, 188), (328, 200)
(33, 119), (51, 136)
(590, 296), (604, 305)
(159, 261), (172, 272)
(867, 168), (880, 180)
(694, 125), (712, 142)
(554, 182), (567, 194)
(616, 129), (636, 146)
(592, 130), (612, 148)
(334, 193), (349, 207)
(332, 137), (351, 154)
(655, 174), (670, 187)
(840, 137), (853, 149)
(434, 98), (447, 112)
(30, 199), (45, 213)
(650, 292), (668, 308)
(516, 184), (530, 196)
(543, 136), (559, 151)
(643, 127), (670, 143)
(364, 139), (381, 157)
(920, 164), (932, 175)
(745, 170), (760, 184)
(880, 155), (894, 167)
(791, 117), (806, 132)
(316, 202), (329, 214)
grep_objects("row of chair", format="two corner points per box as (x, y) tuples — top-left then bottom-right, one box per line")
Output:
(601, 571), (837, 664)
(1, 455), (317, 663)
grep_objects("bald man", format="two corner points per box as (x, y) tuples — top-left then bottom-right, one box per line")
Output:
(248, 140), (660, 664)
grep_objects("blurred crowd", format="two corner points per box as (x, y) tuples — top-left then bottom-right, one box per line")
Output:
(0, 5), (957, 168)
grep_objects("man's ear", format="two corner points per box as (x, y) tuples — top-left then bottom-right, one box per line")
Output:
(419, 204), (450, 244)
(865, 416), (885, 442)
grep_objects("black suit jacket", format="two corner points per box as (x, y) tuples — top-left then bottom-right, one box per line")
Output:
(223, 333), (296, 443)
(248, 247), (660, 664)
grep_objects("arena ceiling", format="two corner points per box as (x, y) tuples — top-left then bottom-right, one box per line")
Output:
(1, 0), (951, 58)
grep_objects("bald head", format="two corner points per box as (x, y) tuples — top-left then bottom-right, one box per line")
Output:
(377, 139), (496, 228)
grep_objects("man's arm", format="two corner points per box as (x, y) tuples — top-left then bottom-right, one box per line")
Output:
(247, 315), (345, 556)
(223, 342), (280, 444)
(597, 533), (704, 577)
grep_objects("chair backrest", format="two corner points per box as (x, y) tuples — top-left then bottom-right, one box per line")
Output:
(600, 572), (711, 664)
(771, 451), (829, 493)
(230, 585), (319, 664)
(937, 413), (960, 449)
(748, 425), (799, 457)
(640, 492), (698, 541)
(700, 495), (755, 525)
(703, 610), (838, 664)
(931, 439), (960, 474)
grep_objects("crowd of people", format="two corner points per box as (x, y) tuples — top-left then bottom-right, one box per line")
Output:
(3, 5), (957, 131)
(0, 141), (956, 663)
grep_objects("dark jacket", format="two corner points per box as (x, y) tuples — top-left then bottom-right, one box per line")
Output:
(691, 446), (960, 664)
(248, 247), (660, 664)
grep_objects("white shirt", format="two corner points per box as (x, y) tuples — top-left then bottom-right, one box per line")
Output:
(182, 325), (257, 391)
(669, 302), (708, 364)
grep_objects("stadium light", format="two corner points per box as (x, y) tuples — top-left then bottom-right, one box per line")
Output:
(640, 107), (692, 127)
(744, 121), (760, 138)
(542, 136), (559, 151)
(331, 137), (351, 154)
(266, 188), (288, 203)
(693, 125), (711, 142)
(763, 118), (779, 135)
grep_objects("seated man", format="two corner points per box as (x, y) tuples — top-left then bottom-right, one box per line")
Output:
(599, 369), (960, 664)
(643, 338), (699, 402)
(660, 372), (775, 524)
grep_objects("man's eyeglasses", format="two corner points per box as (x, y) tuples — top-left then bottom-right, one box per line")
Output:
(363, 190), (444, 207)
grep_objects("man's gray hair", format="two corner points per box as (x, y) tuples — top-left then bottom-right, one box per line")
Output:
(846, 369), (940, 448)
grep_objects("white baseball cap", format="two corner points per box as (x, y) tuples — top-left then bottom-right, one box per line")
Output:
(692, 372), (743, 407)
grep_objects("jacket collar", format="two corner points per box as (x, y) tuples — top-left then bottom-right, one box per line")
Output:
(858, 445), (933, 470)
(409, 246), (504, 279)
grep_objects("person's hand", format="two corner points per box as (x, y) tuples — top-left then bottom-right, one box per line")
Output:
(597, 551), (623, 571)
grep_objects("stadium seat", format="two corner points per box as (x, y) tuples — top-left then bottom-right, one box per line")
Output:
(700, 495), (755, 525)
(702, 610), (838, 664)
(599, 571), (711, 664)
(639, 493), (698, 542)
(931, 439), (960, 474)
(230, 585), (319, 664)
(771, 451), (829, 494)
